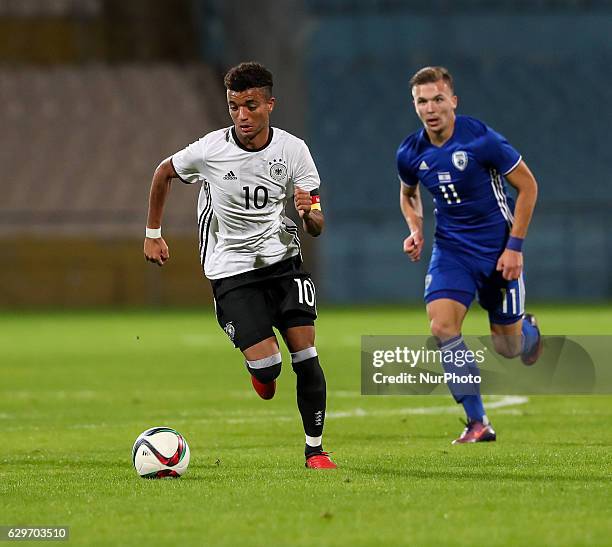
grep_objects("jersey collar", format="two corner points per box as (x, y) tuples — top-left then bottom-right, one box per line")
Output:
(231, 126), (274, 152)
(420, 116), (459, 148)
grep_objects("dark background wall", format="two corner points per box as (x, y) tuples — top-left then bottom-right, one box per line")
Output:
(1, 0), (610, 307)
(303, 2), (612, 301)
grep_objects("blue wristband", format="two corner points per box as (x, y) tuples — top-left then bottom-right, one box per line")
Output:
(506, 236), (524, 252)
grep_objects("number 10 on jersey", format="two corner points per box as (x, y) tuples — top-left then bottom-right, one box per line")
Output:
(243, 185), (269, 209)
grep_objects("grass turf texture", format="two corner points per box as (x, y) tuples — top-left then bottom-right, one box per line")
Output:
(1, 306), (611, 546)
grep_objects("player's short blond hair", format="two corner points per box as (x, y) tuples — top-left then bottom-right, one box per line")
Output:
(409, 66), (454, 93)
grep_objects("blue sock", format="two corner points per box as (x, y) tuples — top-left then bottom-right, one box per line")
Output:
(521, 317), (539, 355)
(461, 395), (486, 422)
(439, 335), (486, 422)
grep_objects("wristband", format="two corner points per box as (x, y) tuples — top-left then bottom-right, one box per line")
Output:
(146, 227), (162, 239)
(506, 236), (523, 252)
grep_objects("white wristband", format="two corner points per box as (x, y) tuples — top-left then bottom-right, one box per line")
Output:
(145, 227), (162, 239)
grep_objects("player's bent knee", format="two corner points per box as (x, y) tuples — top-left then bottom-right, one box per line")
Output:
(430, 320), (460, 341)
(284, 326), (316, 353)
(246, 352), (282, 383)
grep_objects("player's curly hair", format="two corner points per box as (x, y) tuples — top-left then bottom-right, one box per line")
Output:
(224, 62), (273, 95)
(409, 66), (454, 92)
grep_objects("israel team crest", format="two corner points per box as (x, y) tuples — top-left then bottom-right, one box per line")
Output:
(452, 151), (468, 171)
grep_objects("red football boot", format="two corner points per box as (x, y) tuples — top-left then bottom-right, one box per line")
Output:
(251, 376), (275, 400)
(452, 420), (497, 444)
(305, 451), (337, 469)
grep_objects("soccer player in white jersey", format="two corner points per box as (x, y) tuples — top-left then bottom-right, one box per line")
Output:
(143, 62), (336, 469)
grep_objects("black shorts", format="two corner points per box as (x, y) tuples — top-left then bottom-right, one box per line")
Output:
(211, 256), (317, 351)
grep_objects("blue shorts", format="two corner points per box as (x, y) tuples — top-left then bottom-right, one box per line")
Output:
(424, 245), (525, 325)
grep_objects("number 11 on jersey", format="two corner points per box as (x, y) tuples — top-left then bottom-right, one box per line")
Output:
(439, 184), (461, 204)
(500, 287), (518, 315)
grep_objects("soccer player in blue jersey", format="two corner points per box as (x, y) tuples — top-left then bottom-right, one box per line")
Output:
(397, 66), (542, 444)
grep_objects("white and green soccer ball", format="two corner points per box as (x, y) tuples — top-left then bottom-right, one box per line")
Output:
(132, 427), (190, 478)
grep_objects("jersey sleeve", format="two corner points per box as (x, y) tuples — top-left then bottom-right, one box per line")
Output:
(396, 146), (418, 186)
(171, 137), (206, 184)
(290, 140), (321, 192)
(480, 127), (522, 175)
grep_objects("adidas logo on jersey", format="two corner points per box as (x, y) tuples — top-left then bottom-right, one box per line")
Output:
(223, 171), (237, 180)
(419, 160), (429, 170)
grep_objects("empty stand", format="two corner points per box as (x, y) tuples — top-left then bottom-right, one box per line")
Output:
(0, 64), (226, 236)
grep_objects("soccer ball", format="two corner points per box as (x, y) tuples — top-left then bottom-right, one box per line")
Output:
(132, 426), (190, 478)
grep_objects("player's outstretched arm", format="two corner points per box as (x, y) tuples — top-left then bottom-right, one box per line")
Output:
(294, 187), (324, 237)
(144, 158), (177, 266)
(400, 182), (424, 262)
(496, 160), (538, 280)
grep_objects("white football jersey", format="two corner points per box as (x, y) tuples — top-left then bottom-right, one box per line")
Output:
(171, 126), (321, 279)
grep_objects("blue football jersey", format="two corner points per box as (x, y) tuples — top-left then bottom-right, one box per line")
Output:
(397, 115), (521, 260)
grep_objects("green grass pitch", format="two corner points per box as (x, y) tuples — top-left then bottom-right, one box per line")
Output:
(1, 306), (611, 546)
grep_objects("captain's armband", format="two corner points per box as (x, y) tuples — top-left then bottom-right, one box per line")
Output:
(310, 189), (321, 211)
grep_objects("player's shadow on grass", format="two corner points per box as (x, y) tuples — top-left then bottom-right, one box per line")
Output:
(401, 431), (462, 441)
(348, 466), (611, 483)
(540, 441), (611, 448)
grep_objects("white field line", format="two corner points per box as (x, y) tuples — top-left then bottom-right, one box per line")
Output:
(181, 334), (358, 347)
(3, 395), (528, 431)
(6, 390), (99, 400)
(214, 395), (529, 423)
(180, 334), (359, 347)
(177, 395), (529, 426)
(326, 395), (528, 419)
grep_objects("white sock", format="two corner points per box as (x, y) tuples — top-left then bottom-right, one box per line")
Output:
(305, 434), (322, 447)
